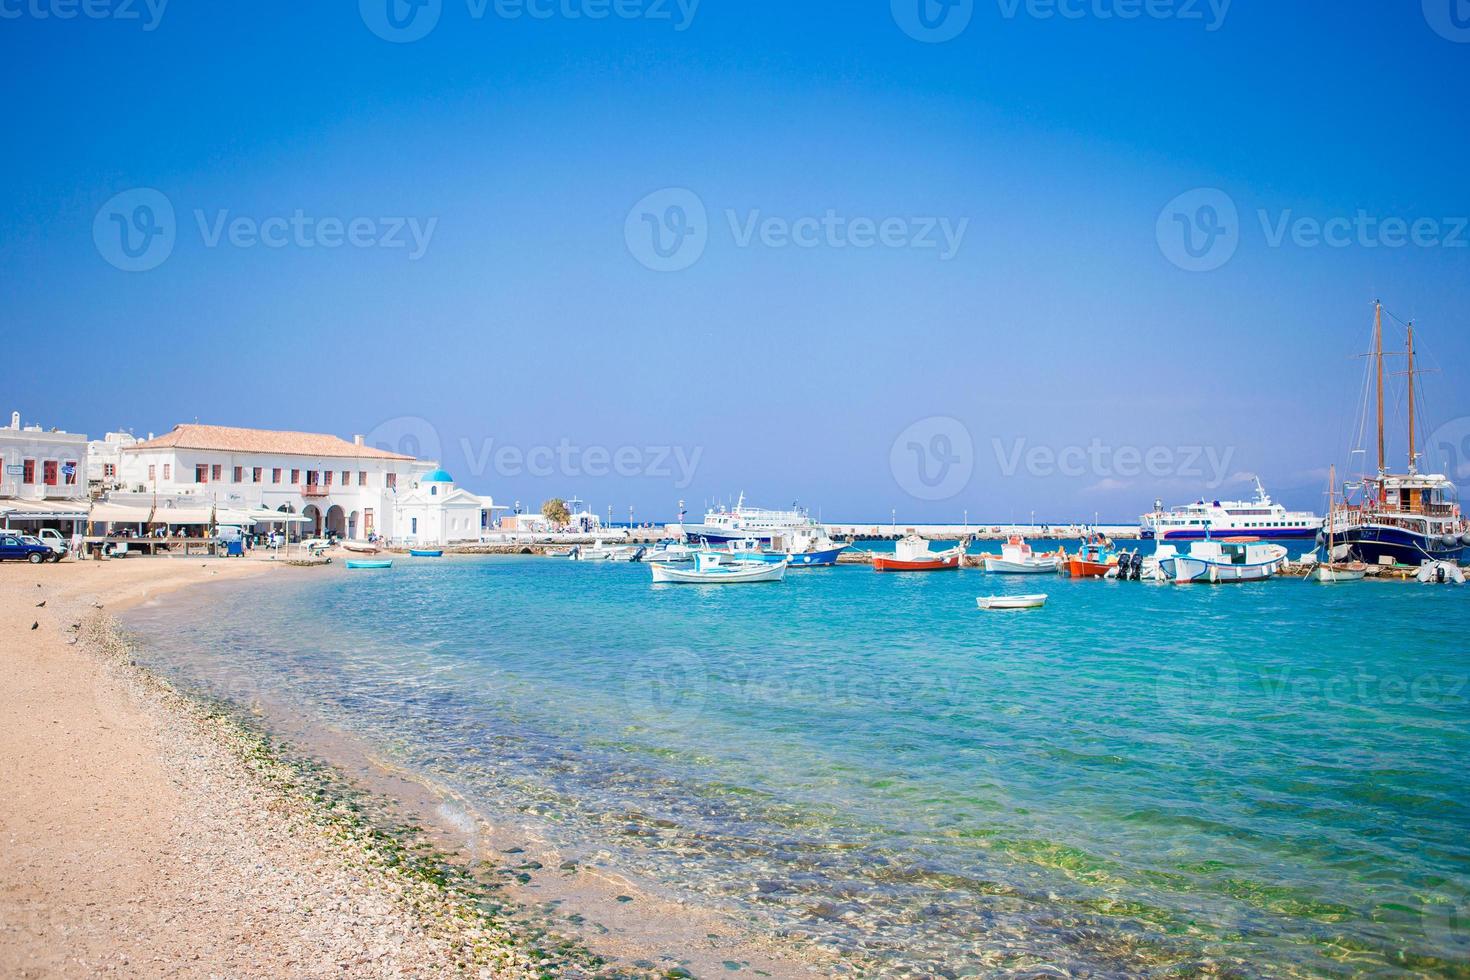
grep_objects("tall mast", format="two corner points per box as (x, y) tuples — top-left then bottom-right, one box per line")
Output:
(1374, 301), (1385, 478)
(1406, 322), (1417, 474)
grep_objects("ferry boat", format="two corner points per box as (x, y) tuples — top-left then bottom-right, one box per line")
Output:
(674, 494), (819, 544)
(1323, 303), (1470, 566)
(1139, 479), (1320, 542)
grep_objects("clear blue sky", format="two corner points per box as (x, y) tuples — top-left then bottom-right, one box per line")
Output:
(3, 1), (1467, 521)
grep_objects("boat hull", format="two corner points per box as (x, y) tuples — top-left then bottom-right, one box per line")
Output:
(873, 554), (961, 572)
(1334, 524), (1469, 566)
(1308, 563), (1367, 583)
(409, 549), (443, 557)
(1156, 527), (1318, 542)
(983, 557), (1060, 574)
(651, 561), (787, 584)
(717, 545), (847, 567)
(1065, 559), (1114, 578)
(345, 559), (393, 569)
(977, 594), (1048, 610)
(1161, 556), (1281, 584)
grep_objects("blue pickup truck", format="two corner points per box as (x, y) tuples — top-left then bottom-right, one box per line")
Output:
(0, 532), (62, 563)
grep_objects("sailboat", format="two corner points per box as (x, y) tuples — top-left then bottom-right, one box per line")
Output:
(1307, 465), (1367, 582)
(1324, 302), (1470, 567)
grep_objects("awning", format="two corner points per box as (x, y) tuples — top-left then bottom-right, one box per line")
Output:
(217, 507), (312, 525)
(89, 503), (215, 525)
(0, 497), (90, 521)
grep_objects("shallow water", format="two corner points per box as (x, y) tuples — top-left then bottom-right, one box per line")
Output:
(124, 556), (1470, 975)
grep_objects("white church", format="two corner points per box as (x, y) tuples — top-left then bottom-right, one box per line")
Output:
(393, 468), (492, 547)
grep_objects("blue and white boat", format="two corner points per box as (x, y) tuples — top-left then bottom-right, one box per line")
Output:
(710, 529), (848, 568)
(1158, 538), (1288, 584)
(1139, 479), (1320, 542)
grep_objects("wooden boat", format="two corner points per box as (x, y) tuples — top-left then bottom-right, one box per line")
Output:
(1306, 467), (1365, 582)
(976, 593), (1048, 610)
(409, 549), (443, 558)
(343, 541), (380, 554)
(873, 534), (965, 572)
(983, 536), (1062, 574)
(346, 559), (393, 570)
(1159, 537), (1288, 584)
(650, 552), (787, 584)
(1064, 535), (1118, 578)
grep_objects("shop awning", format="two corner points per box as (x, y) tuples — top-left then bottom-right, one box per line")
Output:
(88, 503), (215, 525)
(0, 497), (90, 521)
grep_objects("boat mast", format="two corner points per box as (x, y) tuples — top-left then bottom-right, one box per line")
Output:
(1406, 322), (1417, 474)
(1373, 300), (1385, 480)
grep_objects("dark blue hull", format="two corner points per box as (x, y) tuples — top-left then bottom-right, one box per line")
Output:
(1158, 528), (1318, 542)
(1335, 525), (1468, 566)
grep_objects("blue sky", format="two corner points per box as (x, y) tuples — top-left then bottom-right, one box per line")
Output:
(3, 1), (1467, 521)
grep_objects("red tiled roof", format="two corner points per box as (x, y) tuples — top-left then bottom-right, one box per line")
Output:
(124, 424), (416, 461)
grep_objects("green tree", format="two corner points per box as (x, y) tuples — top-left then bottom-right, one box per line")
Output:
(541, 498), (571, 527)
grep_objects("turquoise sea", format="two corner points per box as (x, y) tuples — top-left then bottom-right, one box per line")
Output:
(123, 555), (1470, 976)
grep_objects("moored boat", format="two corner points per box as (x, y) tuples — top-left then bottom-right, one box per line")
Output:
(343, 540), (380, 554)
(1139, 479), (1321, 542)
(1063, 535), (1118, 578)
(873, 534), (965, 572)
(983, 536), (1062, 574)
(976, 593), (1048, 610)
(346, 559), (393, 570)
(650, 552), (788, 584)
(409, 549), (443, 558)
(1159, 537), (1288, 584)
(716, 529), (849, 568)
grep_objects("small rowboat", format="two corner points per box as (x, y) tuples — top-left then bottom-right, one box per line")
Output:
(346, 559), (393, 570)
(409, 549), (444, 558)
(873, 534), (965, 572)
(651, 553), (787, 584)
(977, 594), (1047, 610)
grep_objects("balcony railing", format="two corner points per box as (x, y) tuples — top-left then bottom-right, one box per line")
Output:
(300, 484), (330, 498)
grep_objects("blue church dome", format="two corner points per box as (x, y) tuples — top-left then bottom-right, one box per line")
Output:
(420, 468), (453, 483)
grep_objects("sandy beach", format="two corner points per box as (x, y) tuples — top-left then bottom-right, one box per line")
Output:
(0, 557), (828, 979)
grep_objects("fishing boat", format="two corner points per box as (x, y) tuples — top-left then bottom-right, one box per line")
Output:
(983, 536), (1062, 574)
(650, 552), (788, 584)
(1159, 537), (1288, 584)
(673, 494), (820, 544)
(409, 549), (443, 558)
(343, 540), (380, 554)
(1306, 466), (1367, 582)
(1139, 479), (1321, 542)
(872, 534), (965, 572)
(570, 540), (620, 561)
(1324, 303), (1470, 566)
(643, 542), (697, 564)
(976, 594), (1048, 610)
(1063, 534), (1118, 578)
(716, 529), (848, 568)
(346, 559), (393, 570)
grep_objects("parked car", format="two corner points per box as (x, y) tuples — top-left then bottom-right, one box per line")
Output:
(0, 532), (62, 563)
(35, 528), (69, 558)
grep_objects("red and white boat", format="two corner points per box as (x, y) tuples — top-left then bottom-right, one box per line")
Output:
(873, 534), (965, 572)
(1063, 534), (1119, 578)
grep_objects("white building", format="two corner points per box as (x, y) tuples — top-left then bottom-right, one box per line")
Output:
(87, 430), (138, 494)
(394, 468), (498, 546)
(0, 411), (90, 535)
(116, 423), (467, 540)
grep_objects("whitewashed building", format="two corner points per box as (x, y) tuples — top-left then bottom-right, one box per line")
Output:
(0, 411), (90, 535)
(116, 423), (493, 540)
(87, 430), (138, 495)
(395, 469), (498, 546)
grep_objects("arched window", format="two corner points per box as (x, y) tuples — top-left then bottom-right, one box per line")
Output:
(431, 486), (438, 496)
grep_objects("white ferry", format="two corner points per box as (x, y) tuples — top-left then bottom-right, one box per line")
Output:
(673, 494), (818, 544)
(1139, 479), (1321, 542)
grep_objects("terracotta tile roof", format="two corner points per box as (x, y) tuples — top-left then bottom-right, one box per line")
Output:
(124, 424), (416, 461)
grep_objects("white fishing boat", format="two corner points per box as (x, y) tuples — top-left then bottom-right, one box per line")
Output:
(570, 540), (619, 561)
(983, 536), (1061, 574)
(1159, 537), (1288, 584)
(643, 542), (697, 564)
(343, 540), (380, 554)
(650, 552), (788, 584)
(976, 593), (1048, 610)
(607, 545), (647, 562)
(1306, 466), (1368, 583)
(1308, 562), (1368, 583)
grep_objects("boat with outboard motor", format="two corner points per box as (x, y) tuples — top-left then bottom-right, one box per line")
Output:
(872, 534), (965, 572)
(712, 529), (849, 568)
(1063, 534), (1119, 578)
(983, 536), (1062, 574)
(650, 551), (788, 584)
(1158, 537), (1288, 584)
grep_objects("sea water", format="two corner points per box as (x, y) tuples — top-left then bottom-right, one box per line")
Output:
(123, 556), (1470, 975)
